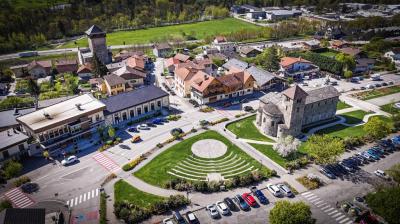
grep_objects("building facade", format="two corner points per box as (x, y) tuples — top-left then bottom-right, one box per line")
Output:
(256, 85), (339, 138)
(78, 25), (112, 65)
(0, 129), (29, 164)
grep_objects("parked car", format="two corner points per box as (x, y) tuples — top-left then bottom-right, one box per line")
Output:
(21, 182), (39, 193)
(250, 187), (268, 204)
(374, 169), (390, 180)
(189, 99), (200, 107)
(388, 81), (394, 85)
(233, 194), (250, 210)
(244, 106), (254, 112)
(173, 211), (186, 224)
(131, 135), (141, 143)
(325, 164), (342, 176)
(138, 124), (150, 130)
(339, 161), (355, 172)
(223, 102), (232, 107)
(152, 118), (164, 125)
(330, 81), (338, 86)
(382, 82), (388, 86)
(223, 197), (237, 211)
(206, 204), (219, 219)
(61, 155), (78, 166)
(375, 83), (382, 88)
(170, 128), (183, 135)
(267, 184), (282, 197)
(128, 127), (138, 132)
(242, 193), (257, 207)
(185, 211), (199, 224)
(353, 196), (365, 204)
(377, 140), (395, 152)
(216, 201), (229, 215)
(146, 122), (156, 127)
(360, 86), (366, 90)
(366, 84), (375, 89)
(277, 183), (294, 197)
(320, 167), (336, 179)
(365, 150), (380, 161)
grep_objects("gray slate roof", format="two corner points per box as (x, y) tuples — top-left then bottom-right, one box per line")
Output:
(0, 208), (45, 224)
(0, 108), (35, 130)
(245, 66), (280, 86)
(85, 25), (105, 36)
(101, 86), (168, 114)
(305, 86), (340, 104)
(0, 129), (29, 150)
(222, 58), (249, 71)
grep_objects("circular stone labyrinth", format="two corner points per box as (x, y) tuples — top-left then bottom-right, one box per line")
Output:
(191, 139), (227, 159)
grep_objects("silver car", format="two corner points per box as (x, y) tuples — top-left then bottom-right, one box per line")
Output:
(206, 204), (219, 219)
(277, 183), (294, 197)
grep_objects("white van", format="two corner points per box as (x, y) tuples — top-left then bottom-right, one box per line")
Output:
(370, 74), (381, 81)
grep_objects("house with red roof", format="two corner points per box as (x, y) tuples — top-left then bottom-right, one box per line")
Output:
(279, 57), (319, 79)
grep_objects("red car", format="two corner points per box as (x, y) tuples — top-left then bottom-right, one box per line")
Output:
(242, 193), (257, 207)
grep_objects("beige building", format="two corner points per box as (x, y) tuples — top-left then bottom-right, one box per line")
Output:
(103, 74), (126, 96)
(256, 85), (339, 138)
(16, 94), (106, 152)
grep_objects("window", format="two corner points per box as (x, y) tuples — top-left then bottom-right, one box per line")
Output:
(144, 106), (148, 113)
(95, 114), (100, 122)
(3, 151), (9, 159)
(297, 99), (301, 103)
(18, 144), (25, 152)
(150, 103), (155, 111)
(271, 121), (275, 127)
(137, 108), (142, 115)
(157, 101), (161, 107)
(286, 106), (288, 111)
(263, 118), (266, 122)
(130, 110), (135, 118)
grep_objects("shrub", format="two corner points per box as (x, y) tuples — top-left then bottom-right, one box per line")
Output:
(13, 176), (30, 187)
(200, 106), (214, 113)
(296, 175), (322, 190)
(210, 118), (229, 125)
(3, 160), (23, 179)
(122, 155), (146, 171)
(105, 140), (113, 145)
(101, 173), (117, 186)
(343, 136), (364, 149)
(190, 128), (197, 133)
(207, 181), (221, 192)
(0, 200), (12, 212)
(156, 143), (163, 148)
(167, 115), (182, 121)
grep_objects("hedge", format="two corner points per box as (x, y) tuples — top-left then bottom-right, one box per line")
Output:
(122, 155), (146, 171)
(288, 51), (344, 75)
(99, 193), (107, 224)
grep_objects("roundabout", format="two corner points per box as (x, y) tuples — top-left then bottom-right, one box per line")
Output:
(191, 139), (227, 159)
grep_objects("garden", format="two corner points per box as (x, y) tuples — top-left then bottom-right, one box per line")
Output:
(114, 180), (189, 223)
(352, 85), (400, 100)
(134, 130), (275, 191)
(380, 102), (400, 115)
(226, 115), (275, 142)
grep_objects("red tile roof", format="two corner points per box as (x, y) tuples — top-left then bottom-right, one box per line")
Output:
(126, 55), (145, 70)
(77, 63), (93, 74)
(280, 57), (311, 68)
(173, 53), (190, 62)
(164, 57), (180, 68)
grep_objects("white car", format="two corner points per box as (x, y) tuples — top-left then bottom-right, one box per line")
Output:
(374, 170), (389, 180)
(206, 204), (219, 218)
(138, 124), (149, 130)
(277, 183), (294, 197)
(267, 184), (283, 197)
(162, 218), (174, 224)
(216, 201), (229, 215)
(61, 155), (78, 166)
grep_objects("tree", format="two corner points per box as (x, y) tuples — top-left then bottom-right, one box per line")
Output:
(392, 113), (400, 131)
(386, 163), (400, 184)
(343, 70), (353, 80)
(363, 116), (392, 140)
(108, 126), (116, 140)
(366, 187), (400, 224)
(273, 135), (300, 157)
(93, 54), (108, 78)
(27, 78), (40, 110)
(256, 46), (280, 72)
(42, 150), (49, 160)
(305, 135), (345, 164)
(3, 160), (23, 179)
(335, 53), (356, 72)
(269, 201), (315, 224)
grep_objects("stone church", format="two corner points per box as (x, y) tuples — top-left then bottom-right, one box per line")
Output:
(78, 25), (112, 65)
(256, 85), (340, 138)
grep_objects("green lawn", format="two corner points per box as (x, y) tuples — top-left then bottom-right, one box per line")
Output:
(354, 85), (400, 100)
(114, 180), (165, 208)
(62, 18), (259, 48)
(249, 144), (305, 167)
(226, 115), (274, 142)
(381, 102), (400, 115)
(340, 110), (372, 125)
(0, 53), (76, 68)
(319, 50), (338, 58)
(134, 130), (271, 187)
(336, 101), (351, 110)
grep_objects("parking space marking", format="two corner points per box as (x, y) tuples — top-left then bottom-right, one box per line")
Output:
(345, 221), (353, 224)
(301, 191), (312, 196)
(323, 207), (334, 212)
(328, 210), (338, 215)
(306, 195), (318, 200)
(335, 215), (346, 221)
(309, 198), (321, 203)
(5, 188), (35, 208)
(67, 188), (99, 208)
(316, 202), (327, 207)
(331, 212), (342, 218)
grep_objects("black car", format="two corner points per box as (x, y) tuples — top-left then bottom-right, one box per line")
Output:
(335, 163), (349, 175)
(382, 82), (388, 86)
(170, 128), (183, 135)
(325, 164), (341, 176)
(146, 122), (156, 127)
(223, 197), (238, 211)
(377, 140), (395, 152)
(243, 106), (253, 112)
(173, 211), (186, 224)
(320, 167), (336, 179)
(21, 182), (39, 193)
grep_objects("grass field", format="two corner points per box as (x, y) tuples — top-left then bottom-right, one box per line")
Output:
(381, 102), (400, 115)
(114, 180), (165, 208)
(226, 115), (274, 142)
(353, 86), (400, 100)
(337, 101), (351, 110)
(10, 0), (67, 9)
(249, 144), (305, 168)
(340, 110), (372, 125)
(61, 18), (259, 48)
(0, 53), (76, 69)
(318, 50), (339, 58)
(134, 130), (271, 187)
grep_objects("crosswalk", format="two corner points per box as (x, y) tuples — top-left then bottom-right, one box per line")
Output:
(92, 153), (120, 172)
(5, 188), (35, 208)
(301, 191), (353, 224)
(66, 188), (99, 208)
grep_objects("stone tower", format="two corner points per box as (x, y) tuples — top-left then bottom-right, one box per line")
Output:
(279, 85), (308, 137)
(85, 25), (111, 64)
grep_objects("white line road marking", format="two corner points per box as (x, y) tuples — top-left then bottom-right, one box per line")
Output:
(92, 190), (95, 198)
(336, 215), (346, 221)
(316, 202), (327, 207)
(345, 221), (353, 224)
(301, 192), (313, 196)
(309, 198), (321, 203)
(339, 218), (350, 223)
(305, 195), (318, 200)
(320, 205), (331, 210)
(314, 200), (324, 205)
(96, 188), (99, 196)
(83, 193), (86, 202)
(87, 191), (91, 200)
(66, 200), (69, 206)
(324, 207), (335, 213)
(74, 197), (78, 206)
(79, 195), (82, 203)
(328, 210), (338, 215)
(332, 212), (342, 218)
